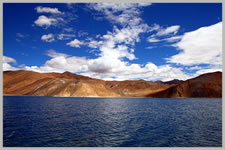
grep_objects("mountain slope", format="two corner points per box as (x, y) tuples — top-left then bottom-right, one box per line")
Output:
(148, 71), (222, 98)
(3, 70), (222, 98)
(3, 70), (119, 97)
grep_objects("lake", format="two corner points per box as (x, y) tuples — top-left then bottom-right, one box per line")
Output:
(3, 96), (222, 147)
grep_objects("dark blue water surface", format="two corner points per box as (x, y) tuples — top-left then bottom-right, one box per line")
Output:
(3, 96), (222, 147)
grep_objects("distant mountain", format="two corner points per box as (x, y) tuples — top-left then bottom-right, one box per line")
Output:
(163, 79), (183, 85)
(148, 71), (222, 98)
(3, 70), (222, 98)
(155, 79), (183, 85)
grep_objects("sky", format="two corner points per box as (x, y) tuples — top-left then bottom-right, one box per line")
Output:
(3, 3), (222, 81)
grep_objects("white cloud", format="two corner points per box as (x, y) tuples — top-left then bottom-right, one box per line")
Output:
(88, 3), (151, 28)
(147, 37), (160, 42)
(34, 6), (75, 29)
(88, 40), (103, 48)
(3, 56), (16, 64)
(156, 25), (180, 36)
(19, 47), (218, 81)
(87, 26), (140, 66)
(167, 22), (222, 66)
(86, 3), (158, 65)
(46, 49), (69, 58)
(146, 25), (181, 47)
(147, 35), (182, 43)
(187, 66), (202, 70)
(41, 34), (55, 42)
(101, 25), (146, 47)
(23, 50), (88, 73)
(18, 49), (192, 81)
(66, 39), (84, 48)
(3, 56), (18, 71)
(90, 3), (151, 12)
(83, 61), (191, 81)
(163, 35), (182, 42)
(36, 6), (63, 14)
(34, 15), (57, 28)
(195, 67), (222, 76)
(57, 34), (75, 40)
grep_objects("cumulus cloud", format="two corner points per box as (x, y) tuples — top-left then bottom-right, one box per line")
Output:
(83, 26), (140, 74)
(34, 6), (75, 29)
(167, 22), (222, 66)
(83, 61), (191, 81)
(67, 39), (84, 48)
(23, 50), (88, 73)
(41, 34), (55, 42)
(81, 3), (155, 75)
(85, 3), (158, 64)
(3, 56), (18, 71)
(69, 3), (191, 81)
(46, 49), (69, 58)
(19, 49), (191, 81)
(147, 22), (222, 76)
(36, 6), (63, 14)
(88, 40), (103, 48)
(34, 15), (57, 28)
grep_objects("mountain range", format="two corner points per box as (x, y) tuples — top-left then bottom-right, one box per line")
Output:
(3, 70), (222, 98)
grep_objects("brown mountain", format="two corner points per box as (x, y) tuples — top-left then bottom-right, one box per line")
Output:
(162, 79), (183, 85)
(148, 71), (222, 98)
(105, 80), (170, 97)
(3, 70), (117, 97)
(3, 70), (222, 98)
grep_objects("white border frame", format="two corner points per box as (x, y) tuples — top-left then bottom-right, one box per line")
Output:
(0, 0), (224, 150)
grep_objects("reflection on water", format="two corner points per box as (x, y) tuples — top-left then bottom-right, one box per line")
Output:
(3, 96), (222, 147)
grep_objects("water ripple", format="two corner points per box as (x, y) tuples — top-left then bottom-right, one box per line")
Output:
(3, 96), (222, 147)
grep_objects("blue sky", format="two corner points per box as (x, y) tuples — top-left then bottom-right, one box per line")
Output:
(3, 3), (222, 81)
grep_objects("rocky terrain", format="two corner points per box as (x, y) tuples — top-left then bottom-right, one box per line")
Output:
(3, 70), (222, 98)
(148, 71), (222, 98)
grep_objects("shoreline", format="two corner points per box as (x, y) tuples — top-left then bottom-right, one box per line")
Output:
(2, 95), (222, 99)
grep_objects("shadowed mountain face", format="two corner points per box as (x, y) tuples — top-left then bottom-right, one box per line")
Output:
(148, 71), (222, 98)
(3, 70), (222, 98)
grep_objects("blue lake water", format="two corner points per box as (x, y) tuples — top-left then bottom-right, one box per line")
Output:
(3, 96), (222, 147)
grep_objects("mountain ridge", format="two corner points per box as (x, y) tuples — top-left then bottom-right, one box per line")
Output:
(3, 70), (222, 98)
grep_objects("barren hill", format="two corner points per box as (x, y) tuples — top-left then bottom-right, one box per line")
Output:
(148, 71), (222, 98)
(3, 70), (222, 98)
